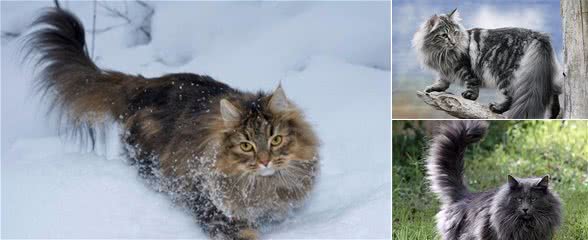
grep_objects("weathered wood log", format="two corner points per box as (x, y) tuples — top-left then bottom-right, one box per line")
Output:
(416, 91), (506, 119)
(561, 0), (588, 118)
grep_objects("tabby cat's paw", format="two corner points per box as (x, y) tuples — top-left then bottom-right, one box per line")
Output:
(461, 90), (479, 100)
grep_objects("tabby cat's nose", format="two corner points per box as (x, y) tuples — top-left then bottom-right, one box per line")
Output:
(258, 151), (271, 166)
(259, 158), (270, 166)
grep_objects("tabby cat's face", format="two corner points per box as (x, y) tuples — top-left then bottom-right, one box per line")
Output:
(214, 87), (318, 177)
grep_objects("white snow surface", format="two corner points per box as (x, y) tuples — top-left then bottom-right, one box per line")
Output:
(1, 1), (391, 238)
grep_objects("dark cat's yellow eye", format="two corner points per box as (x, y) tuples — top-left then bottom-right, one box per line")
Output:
(240, 142), (254, 152)
(271, 135), (283, 146)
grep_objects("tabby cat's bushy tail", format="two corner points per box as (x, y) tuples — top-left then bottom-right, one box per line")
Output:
(508, 38), (560, 119)
(24, 7), (142, 139)
(426, 121), (488, 206)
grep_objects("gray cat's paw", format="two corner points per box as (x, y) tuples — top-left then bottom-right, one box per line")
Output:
(461, 90), (478, 100)
(424, 85), (442, 93)
(489, 102), (508, 114)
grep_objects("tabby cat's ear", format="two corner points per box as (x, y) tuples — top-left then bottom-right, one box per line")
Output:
(508, 175), (519, 188)
(537, 175), (550, 188)
(269, 85), (291, 113)
(220, 99), (241, 125)
(447, 8), (461, 21)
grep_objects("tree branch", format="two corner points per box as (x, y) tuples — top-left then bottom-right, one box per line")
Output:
(1, 31), (20, 39)
(98, 0), (154, 44)
(416, 91), (506, 119)
(99, 1), (132, 23)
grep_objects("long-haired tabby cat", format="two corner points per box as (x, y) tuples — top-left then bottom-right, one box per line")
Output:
(25, 7), (319, 240)
(413, 9), (562, 119)
(426, 121), (562, 240)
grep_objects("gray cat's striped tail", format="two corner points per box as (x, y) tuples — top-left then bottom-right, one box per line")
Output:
(426, 121), (488, 206)
(508, 38), (559, 119)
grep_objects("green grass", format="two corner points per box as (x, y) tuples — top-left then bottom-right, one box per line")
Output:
(393, 121), (588, 240)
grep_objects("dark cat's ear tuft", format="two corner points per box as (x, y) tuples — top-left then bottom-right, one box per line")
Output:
(508, 175), (519, 188)
(537, 175), (550, 188)
(269, 85), (291, 113)
(220, 99), (241, 125)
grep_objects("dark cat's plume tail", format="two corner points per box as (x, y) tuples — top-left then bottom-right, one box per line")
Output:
(426, 121), (488, 206)
(24, 7), (144, 143)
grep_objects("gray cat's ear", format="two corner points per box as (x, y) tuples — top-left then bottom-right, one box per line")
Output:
(508, 175), (519, 188)
(427, 15), (440, 32)
(269, 85), (291, 113)
(448, 8), (461, 21)
(537, 175), (550, 188)
(220, 99), (241, 124)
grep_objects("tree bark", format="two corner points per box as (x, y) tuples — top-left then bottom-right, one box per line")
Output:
(561, 0), (588, 118)
(416, 91), (506, 119)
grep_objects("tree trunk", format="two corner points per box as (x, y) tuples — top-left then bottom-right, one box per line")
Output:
(561, 0), (588, 118)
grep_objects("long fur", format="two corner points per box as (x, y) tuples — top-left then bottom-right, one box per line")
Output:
(24, 7), (142, 143)
(426, 120), (488, 206)
(426, 121), (562, 240)
(24, 7), (320, 240)
(413, 10), (562, 119)
(508, 39), (559, 118)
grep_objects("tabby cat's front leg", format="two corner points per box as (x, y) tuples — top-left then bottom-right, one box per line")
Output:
(186, 189), (259, 240)
(425, 79), (450, 93)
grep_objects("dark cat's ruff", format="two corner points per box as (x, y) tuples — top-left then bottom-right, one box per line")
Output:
(426, 121), (562, 240)
(25, 7), (319, 240)
(413, 9), (562, 119)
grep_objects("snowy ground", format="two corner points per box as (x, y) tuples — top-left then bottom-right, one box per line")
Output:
(1, 1), (391, 238)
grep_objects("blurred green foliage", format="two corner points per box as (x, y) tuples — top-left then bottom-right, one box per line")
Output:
(393, 120), (588, 240)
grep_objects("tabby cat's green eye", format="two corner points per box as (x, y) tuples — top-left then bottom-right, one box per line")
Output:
(240, 142), (254, 152)
(271, 135), (283, 146)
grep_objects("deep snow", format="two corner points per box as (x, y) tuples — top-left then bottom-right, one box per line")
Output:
(1, 1), (391, 238)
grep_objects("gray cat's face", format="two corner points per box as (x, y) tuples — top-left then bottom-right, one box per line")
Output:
(423, 9), (467, 50)
(506, 175), (551, 220)
(412, 8), (469, 71)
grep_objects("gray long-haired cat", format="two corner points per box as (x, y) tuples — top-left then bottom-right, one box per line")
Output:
(426, 121), (562, 240)
(413, 9), (562, 119)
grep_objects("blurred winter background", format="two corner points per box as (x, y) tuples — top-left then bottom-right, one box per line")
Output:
(392, 0), (562, 118)
(1, 1), (391, 238)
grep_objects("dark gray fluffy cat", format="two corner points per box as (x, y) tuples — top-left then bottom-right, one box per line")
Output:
(426, 121), (562, 240)
(413, 9), (562, 119)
